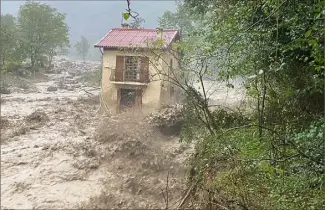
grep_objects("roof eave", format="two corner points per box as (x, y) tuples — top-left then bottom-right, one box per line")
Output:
(98, 45), (170, 52)
(94, 29), (112, 48)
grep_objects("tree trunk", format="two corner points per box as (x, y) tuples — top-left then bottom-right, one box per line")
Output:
(48, 49), (54, 69)
(31, 56), (35, 68)
(48, 56), (53, 69)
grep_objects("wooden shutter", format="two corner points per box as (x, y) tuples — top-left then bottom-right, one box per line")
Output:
(140, 57), (149, 83)
(115, 56), (124, 81)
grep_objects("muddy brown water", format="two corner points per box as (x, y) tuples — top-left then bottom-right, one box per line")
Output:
(0, 68), (194, 209)
(1, 71), (104, 209)
(1, 64), (245, 209)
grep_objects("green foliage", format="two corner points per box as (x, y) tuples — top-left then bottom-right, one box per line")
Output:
(129, 17), (145, 29)
(0, 14), (25, 73)
(291, 118), (324, 173)
(158, 1), (201, 38)
(1, 2), (70, 75)
(75, 36), (90, 62)
(123, 12), (130, 21)
(158, 0), (325, 209)
(188, 117), (324, 210)
(17, 1), (69, 68)
(180, 88), (207, 143)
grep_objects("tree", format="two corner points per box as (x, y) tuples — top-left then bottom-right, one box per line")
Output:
(17, 1), (69, 69)
(129, 17), (145, 29)
(177, 0), (324, 209)
(75, 36), (90, 62)
(123, 0), (325, 209)
(0, 14), (25, 73)
(44, 12), (70, 68)
(158, 1), (201, 39)
(123, 0), (324, 209)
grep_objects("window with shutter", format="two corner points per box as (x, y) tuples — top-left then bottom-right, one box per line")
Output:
(124, 56), (141, 81)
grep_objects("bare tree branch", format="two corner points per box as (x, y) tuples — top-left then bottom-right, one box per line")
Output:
(125, 0), (139, 19)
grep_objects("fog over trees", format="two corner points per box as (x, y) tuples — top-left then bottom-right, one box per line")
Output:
(2, 1), (176, 61)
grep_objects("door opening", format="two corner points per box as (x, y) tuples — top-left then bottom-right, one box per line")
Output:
(120, 89), (136, 110)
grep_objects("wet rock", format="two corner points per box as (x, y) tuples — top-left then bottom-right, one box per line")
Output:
(54, 69), (62, 74)
(74, 70), (82, 76)
(47, 86), (58, 92)
(68, 71), (76, 77)
(38, 97), (51, 101)
(25, 111), (49, 124)
(44, 69), (53, 74)
(0, 117), (10, 129)
(0, 97), (7, 104)
(12, 136), (20, 141)
(58, 84), (68, 90)
(65, 79), (77, 84)
(0, 87), (11, 94)
(67, 87), (74, 91)
(13, 126), (30, 136)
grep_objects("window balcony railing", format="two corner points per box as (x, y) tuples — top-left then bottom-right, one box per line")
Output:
(124, 70), (140, 82)
(110, 69), (149, 83)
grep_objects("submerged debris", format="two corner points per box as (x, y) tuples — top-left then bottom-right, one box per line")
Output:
(24, 111), (49, 129)
(47, 86), (58, 92)
(1, 58), (192, 210)
(25, 111), (49, 123)
(0, 87), (11, 94)
(0, 117), (10, 129)
(147, 104), (184, 136)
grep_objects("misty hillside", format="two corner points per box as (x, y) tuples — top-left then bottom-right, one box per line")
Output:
(1, 0), (176, 61)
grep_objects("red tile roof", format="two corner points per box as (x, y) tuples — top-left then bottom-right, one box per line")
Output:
(94, 28), (179, 49)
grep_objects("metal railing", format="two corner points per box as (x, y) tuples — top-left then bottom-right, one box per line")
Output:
(124, 70), (140, 82)
(110, 69), (149, 83)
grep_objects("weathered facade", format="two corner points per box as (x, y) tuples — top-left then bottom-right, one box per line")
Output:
(94, 25), (182, 114)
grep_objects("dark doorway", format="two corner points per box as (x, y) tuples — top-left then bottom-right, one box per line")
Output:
(120, 89), (136, 110)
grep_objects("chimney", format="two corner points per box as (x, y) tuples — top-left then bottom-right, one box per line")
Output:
(121, 23), (129, 29)
(156, 27), (163, 40)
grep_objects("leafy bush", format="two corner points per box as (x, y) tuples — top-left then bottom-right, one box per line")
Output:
(187, 117), (324, 210)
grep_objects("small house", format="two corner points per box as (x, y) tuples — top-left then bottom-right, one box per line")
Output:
(94, 24), (182, 114)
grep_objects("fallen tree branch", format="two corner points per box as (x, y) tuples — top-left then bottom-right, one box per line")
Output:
(160, 172), (170, 210)
(177, 184), (195, 210)
(79, 87), (94, 96)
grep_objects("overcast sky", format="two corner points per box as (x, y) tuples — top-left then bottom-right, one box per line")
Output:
(1, 1), (176, 41)
(1, 0), (176, 60)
